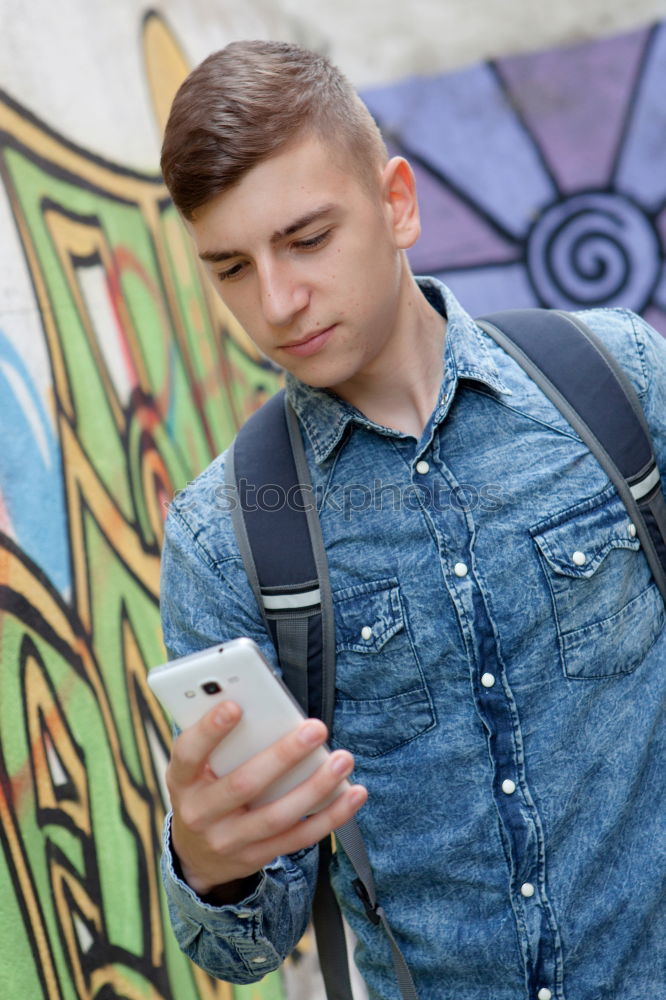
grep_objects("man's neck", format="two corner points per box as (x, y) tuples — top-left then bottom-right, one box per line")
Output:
(333, 272), (446, 439)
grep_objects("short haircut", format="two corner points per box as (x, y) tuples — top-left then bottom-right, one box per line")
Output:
(161, 40), (388, 220)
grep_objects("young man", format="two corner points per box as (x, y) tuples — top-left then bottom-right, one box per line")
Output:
(159, 40), (666, 1000)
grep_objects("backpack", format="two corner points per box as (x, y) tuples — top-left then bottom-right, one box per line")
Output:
(224, 308), (666, 1000)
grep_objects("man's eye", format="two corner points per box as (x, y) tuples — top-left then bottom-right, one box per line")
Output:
(294, 230), (331, 251)
(217, 262), (246, 282)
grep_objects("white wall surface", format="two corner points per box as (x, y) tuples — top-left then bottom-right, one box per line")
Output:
(2, 0), (666, 167)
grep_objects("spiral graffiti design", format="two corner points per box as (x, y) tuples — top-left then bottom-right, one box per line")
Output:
(526, 192), (660, 312)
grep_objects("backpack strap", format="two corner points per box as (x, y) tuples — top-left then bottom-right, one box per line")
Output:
(225, 389), (334, 720)
(476, 309), (666, 603)
(226, 390), (418, 1000)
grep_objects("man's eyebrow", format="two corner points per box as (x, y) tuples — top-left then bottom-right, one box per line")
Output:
(199, 247), (243, 264)
(271, 204), (336, 243)
(198, 204), (337, 263)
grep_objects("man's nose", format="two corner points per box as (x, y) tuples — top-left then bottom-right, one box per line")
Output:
(258, 259), (309, 327)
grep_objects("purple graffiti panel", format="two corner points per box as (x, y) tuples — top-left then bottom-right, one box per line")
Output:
(362, 22), (666, 333)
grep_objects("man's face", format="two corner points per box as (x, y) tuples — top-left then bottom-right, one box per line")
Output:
(188, 134), (415, 391)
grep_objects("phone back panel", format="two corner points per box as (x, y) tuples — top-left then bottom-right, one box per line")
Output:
(148, 638), (337, 807)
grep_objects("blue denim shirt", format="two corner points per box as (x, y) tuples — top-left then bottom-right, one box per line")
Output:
(160, 279), (666, 1000)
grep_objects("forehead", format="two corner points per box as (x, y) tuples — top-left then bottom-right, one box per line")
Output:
(188, 134), (374, 253)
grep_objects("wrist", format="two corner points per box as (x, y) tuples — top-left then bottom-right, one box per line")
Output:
(170, 840), (262, 904)
(199, 872), (263, 906)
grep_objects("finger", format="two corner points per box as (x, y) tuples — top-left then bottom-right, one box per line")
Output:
(168, 700), (242, 787)
(245, 784), (368, 872)
(209, 717), (329, 814)
(216, 750), (360, 861)
(237, 748), (356, 840)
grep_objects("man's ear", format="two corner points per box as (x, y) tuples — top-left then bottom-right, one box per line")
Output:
(380, 156), (421, 250)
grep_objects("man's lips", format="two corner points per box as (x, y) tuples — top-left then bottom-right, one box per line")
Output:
(280, 324), (336, 357)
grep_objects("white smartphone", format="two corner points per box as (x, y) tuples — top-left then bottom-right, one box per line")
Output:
(148, 637), (349, 810)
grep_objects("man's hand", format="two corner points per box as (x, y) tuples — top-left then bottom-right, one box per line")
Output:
(166, 700), (367, 899)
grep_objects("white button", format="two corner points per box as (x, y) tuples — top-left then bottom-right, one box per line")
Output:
(537, 989), (552, 1000)
(481, 672), (496, 688)
(454, 562), (468, 577)
(572, 550), (586, 566)
(502, 779), (516, 795)
(237, 910), (253, 919)
(251, 955), (268, 963)
(520, 882), (535, 898)
(415, 460), (430, 474)
(628, 522), (637, 538)
(361, 626), (373, 640)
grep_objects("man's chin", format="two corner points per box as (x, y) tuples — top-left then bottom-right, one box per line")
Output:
(279, 356), (352, 391)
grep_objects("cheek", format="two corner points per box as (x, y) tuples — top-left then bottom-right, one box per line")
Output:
(354, 251), (397, 304)
(211, 287), (266, 347)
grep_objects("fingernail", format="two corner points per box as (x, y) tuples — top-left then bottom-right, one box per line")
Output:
(214, 703), (234, 726)
(330, 752), (352, 776)
(299, 720), (324, 746)
(349, 786), (367, 807)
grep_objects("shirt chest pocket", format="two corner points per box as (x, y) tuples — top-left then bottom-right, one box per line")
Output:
(530, 489), (665, 679)
(330, 578), (435, 758)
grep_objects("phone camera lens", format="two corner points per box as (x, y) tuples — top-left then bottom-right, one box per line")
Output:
(201, 680), (222, 695)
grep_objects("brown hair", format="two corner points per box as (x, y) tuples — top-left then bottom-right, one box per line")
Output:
(160, 40), (388, 220)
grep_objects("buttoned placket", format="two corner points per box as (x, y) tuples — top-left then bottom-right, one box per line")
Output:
(413, 417), (564, 1000)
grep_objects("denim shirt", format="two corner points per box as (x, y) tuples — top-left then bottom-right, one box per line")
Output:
(160, 279), (666, 1000)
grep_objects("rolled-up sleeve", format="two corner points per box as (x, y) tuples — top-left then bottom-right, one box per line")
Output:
(160, 811), (318, 983)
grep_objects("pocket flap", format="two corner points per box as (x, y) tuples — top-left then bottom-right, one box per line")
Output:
(531, 490), (640, 579)
(334, 578), (404, 652)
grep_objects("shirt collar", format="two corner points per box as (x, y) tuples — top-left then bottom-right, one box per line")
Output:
(286, 277), (512, 464)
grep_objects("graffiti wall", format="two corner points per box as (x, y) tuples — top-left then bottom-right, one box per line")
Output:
(0, 9), (283, 1000)
(1, 4), (666, 1000)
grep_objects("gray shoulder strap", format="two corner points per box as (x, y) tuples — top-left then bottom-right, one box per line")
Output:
(477, 308), (666, 603)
